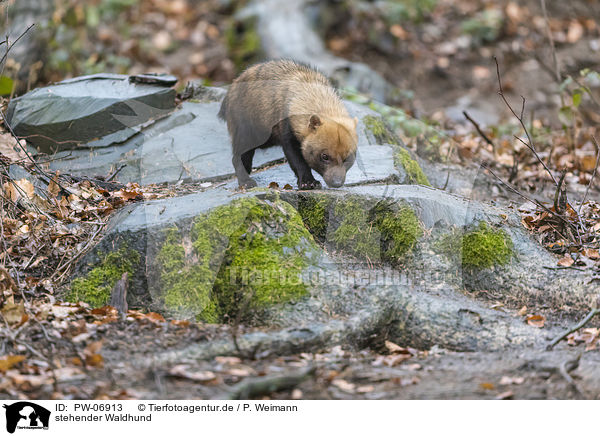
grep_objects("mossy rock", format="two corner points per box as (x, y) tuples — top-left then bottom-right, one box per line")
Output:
(154, 196), (319, 323)
(363, 115), (430, 186)
(67, 247), (140, 307)
(297, 193), (331, 242)
(436, 222), (514, 270)
(363, 115), (399, 145)
(328, 195), (422, 264)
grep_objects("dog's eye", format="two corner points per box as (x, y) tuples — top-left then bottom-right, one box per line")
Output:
(321, 153), (330, 162)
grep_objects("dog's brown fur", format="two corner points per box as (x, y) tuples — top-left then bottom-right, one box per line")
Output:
(218, 60), (358, 189)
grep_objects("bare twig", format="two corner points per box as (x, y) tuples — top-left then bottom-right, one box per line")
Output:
(579, 136), (600, 215)
(539, 0), (560, 83)
(547, 308), (600, 350)
(441, 170), (450, 191)
(494, 57), (558, 187)
(482, 163), (576, 232)
(106, 164), (127, 182)
(0, 23), (35, 73)
(1, 111), (71, 196)
(463, 111), (495, 149)
(553, 171), (567, 214)
(227, 366), (315, 400)
(51, 223), (106, 281)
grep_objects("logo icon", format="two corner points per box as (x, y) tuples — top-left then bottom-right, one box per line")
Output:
(3, 402), (50, 434)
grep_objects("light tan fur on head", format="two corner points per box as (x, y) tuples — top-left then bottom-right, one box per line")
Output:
(300, 114), (358, 188)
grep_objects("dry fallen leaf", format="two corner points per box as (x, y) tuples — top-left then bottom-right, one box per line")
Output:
(48, 171), (61, 198)
(567, 20), (584, 43)
(170, 319), (190, 327)
(557, 256), (574, 267)
(52, 303), (83, 319)
(3, 178), (35, 202)
(1, 299), (26, 325)
(85, 354), (104, 368)
(331, 379), (356, 393)
(91, 306), (119, 324)
(226, 367), (254, 377)
(0, 355), (26, 372)
(526, 314), (546, 328)
(356, 385), (375, 394)
(168, 365), (217, 382)
(385, 340), (404, 353)
(390, 24), (408, 40)
(146, 312), (166, 323)
(0, 267), (16, 305)
(83, 340), (104, 368)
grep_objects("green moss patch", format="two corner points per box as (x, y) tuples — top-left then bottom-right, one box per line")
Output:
(156, 196), (318, 323)
(67, 247), (140, 307)
(394, 148), (430, 186)
(297, 194), (331, 242)
(363, 115), (399, 145)
(331, 196), (422, 263)
(437, 222), (513, 269)
(362, 115), (430, 186)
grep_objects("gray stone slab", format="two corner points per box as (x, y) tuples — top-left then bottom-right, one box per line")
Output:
(45, 87), (387, 186)
(229, 143), (398, 189)
(7, 74), (176, 153)
(47, 101), (284, 184)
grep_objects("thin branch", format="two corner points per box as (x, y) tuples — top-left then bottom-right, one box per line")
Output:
(106, 164), (126, 182)
(553, 171), (566, 214)
(494, 56), (559, 187)
(547, 308), (600, 350)
(51, 223), (106, 282)
(540, 0), (561, 83)
(513, 134), (559, 186)
(463, 110), (495, 149)
(481, 163), (570, 225)
(578, 136), (600, 215)
(0, 23), (35, 71)
(0, 111), (69, 196)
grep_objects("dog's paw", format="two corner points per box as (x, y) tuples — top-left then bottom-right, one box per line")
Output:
(298, 179), (322, 190)
(239, 178), (258, 189)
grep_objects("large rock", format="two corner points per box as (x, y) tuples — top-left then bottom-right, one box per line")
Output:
(37, 82), (413, 187)
(68, 183), (586, 354)
(66, 184), (515, 319)
(7, 74), (177, 153)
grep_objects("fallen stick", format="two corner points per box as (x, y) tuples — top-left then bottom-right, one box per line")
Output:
(226, 366), (315, 400)
(547, 308), (600, 350)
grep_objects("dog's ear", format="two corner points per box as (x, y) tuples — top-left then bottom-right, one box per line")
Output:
(309, 115), (322, 130)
